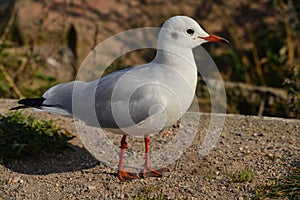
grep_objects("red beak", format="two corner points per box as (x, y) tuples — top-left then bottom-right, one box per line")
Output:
(201, 34), (229, 44)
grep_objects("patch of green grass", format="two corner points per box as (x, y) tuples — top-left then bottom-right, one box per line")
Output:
(253, 166), (300, 200)
(0, 111), (75, 160)
(131, 185), (166, 200)
(231, 168), (255, 183)
(205, 173), (213, 180)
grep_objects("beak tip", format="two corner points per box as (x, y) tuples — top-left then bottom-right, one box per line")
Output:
(202, 34), (230, 44)
(222, 38), (230, 44)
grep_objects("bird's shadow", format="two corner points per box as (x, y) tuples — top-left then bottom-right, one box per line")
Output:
(0, 109), (117, 176)
(1, 144), (103, 175)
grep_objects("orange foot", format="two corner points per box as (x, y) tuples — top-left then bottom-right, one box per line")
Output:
(142, 166), (170, 178)
(117, 170), (139, 182)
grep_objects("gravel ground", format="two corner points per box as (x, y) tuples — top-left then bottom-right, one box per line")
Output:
(0, 99), (299, 199)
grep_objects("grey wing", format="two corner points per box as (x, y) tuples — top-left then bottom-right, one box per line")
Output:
(92, 66), (166, 129)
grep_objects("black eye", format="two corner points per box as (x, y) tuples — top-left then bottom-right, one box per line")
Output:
(186, 28), (194, 35)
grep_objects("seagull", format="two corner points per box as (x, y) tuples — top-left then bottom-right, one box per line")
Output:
(11, 16), (228, 181)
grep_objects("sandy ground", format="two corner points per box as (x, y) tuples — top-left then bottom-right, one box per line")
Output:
(0, 99), (299, 199)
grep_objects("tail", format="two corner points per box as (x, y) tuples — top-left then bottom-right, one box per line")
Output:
(10, 96), (72, 117)
(10, 97), (46, 110)
(10, 81), (86, 117)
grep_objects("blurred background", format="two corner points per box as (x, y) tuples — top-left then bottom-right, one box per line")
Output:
(0, 0), (299, 118)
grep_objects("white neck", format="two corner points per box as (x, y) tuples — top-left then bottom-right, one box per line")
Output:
(151, 43), (196, 70)
(151, 45), (198, 91)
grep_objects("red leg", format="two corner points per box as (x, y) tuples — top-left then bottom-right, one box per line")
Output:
(142, 135), (169, 178)
(117, 135), (139, 181)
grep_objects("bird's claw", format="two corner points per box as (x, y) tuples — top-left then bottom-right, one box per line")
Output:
(141, 166), (170, 178)
(117, 170), (139, 182)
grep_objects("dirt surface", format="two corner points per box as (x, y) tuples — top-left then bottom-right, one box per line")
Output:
(0, 98), (299, 199)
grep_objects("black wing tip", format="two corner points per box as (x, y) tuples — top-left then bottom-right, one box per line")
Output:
(18, 97), (45, 105)
(18, 97), (46, 106)
(10, 97), (46, 110)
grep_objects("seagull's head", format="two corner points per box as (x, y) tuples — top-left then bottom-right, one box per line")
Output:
(159, 16), (229, 49)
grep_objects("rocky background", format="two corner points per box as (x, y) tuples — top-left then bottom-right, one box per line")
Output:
(0, 0), (299, 118)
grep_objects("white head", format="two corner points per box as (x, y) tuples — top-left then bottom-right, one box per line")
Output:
(158, 16), (229, 49)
